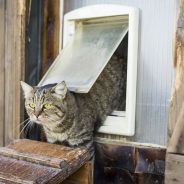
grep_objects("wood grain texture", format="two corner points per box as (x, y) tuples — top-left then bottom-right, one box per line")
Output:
(0, 139), (92, 183)
(0, 147), (68, 169)
(168, 0), (184, 154)
(165, 1), (184, 183)
(135, 148), (165, 175)
(4, 139), (90, 169)
(136, 174), (164, 184)
(165, 153), (184, 184)
(0, 155), (61, 184)
(0, 0), (5, 146)
(94, 141), (165, 184)
(63, 161), (94, 184)
(42, 0), (60, 76)
(4, 0), (26, 145)
(168, 102), (184, 153)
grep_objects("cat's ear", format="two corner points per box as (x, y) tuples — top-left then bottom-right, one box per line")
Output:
(52, 81), (67, 98)
(20, 81), (33, 98)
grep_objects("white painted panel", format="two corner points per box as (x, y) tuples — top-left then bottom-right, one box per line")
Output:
(98, 116), (128, 135)
(64, 0), (176, 146)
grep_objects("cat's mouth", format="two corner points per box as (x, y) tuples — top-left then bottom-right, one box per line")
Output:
(31, 117), (64, 125)
(30, 117), (40, 124)
(29, 115), (42, 124)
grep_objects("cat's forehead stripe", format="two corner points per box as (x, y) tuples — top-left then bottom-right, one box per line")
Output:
(34, 89), (45, 103)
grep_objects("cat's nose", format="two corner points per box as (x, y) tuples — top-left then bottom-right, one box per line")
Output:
(34, 111), (41, 118)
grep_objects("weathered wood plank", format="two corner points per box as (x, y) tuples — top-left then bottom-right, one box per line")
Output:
(63, 161), (94, 184)
(6, 139), (90, 168)
(168, 0), (184, 154)
(0, 0), (5, 146)
(168, 102), (184, 153)
(135, 148), (165, 175)
(136, 173), (164, 184)
(4, 0), (16, 144)
(95, 142), (135, 173)
(95, 141), (165, 184)
(165, 153), (184, 184)
(0, 155), (62, 184)
(0, 139), (90, 169)
(168, 38), (184, 142)
(0, 139), (92, 183)
(42, 0), (60, 76)
(4, 0), (26, 145)
(0, 147), (67, 169)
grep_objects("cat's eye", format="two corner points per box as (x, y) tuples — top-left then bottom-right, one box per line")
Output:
(29, 103), (36, 109)
(44, 104), (54, 109)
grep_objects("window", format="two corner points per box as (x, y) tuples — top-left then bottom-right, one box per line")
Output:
(39, 5), (139, 136)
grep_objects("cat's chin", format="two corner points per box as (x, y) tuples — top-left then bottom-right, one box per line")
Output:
(29, 117), (41, 124)
(36, 119), (60, 126)
(32, 120), (41, 124)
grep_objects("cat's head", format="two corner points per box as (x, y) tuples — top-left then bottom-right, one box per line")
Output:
(21, 81), (68, 126)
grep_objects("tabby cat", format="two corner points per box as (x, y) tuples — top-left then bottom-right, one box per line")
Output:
(21, 55), (126, 155)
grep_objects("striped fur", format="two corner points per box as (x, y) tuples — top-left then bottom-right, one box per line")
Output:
(21, 55), (126, 155)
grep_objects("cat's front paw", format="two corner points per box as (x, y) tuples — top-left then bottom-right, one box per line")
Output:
(59, 146), (73, 151)
(68, 139), (82, 147)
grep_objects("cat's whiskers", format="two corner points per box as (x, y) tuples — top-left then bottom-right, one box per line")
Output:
(24, 121), (34, 136)
(15, 118), (30, 130)
(16, 118), (30, 130)
(19, 120), (32, 137)
(12, 118), (30, 139)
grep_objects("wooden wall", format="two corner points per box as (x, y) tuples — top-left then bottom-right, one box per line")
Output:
(42, 0), (61, 76)
(167, 0), (184, 154)
(165, 0), (184, 183)
(0, 0), (62, 143)
(0, 0), (5, 146)
(94, 140), (166, 184)
(0, 0), (26, 146)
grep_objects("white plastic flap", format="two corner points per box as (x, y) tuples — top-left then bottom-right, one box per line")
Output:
(39, 20), (128, 93)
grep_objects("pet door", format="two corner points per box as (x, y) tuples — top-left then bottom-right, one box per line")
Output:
(39, 4), (139, 136)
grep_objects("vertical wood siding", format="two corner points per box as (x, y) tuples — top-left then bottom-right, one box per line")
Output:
(4, 0), (26, 145)
(0, 0), (26, 146)
(0, 0), (5, 146)
(42, 0), (60, 76)
(64, 0), (176, 146)
(167, 0), (184, 154)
